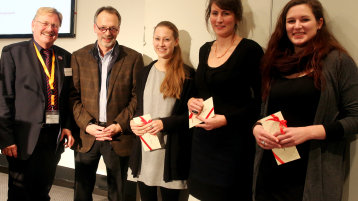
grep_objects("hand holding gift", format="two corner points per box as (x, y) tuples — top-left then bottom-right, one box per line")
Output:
(256, 111), (301, 165)
(132, 114), (162, 152)
(188, 97), (215, 128)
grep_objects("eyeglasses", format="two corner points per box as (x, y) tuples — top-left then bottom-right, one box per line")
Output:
(36, 21), (60, 30)
(95, 24), (119, 33)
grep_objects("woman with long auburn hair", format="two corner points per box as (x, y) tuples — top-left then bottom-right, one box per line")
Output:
(128, 21), (195, 201)
(252, 0), (358, 201)
(187, 0), (263, 200)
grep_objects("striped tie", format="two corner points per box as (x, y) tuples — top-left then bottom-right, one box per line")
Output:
(42, 49), (58, 110)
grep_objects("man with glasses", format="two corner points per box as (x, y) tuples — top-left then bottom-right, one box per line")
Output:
(0, 7), (74, 201)
(70, 6), (143, 201)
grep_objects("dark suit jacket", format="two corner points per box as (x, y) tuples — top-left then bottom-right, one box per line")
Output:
(0, 39), (72, 160)
(70, 42), (144, 156)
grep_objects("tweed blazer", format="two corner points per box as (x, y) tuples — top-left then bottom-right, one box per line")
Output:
(70, 42), (144, 156)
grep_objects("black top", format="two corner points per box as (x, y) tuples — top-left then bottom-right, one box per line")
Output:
(189, 38), (263, 196)
(129, 61), (196, 182)
(257, 75), (320, 200)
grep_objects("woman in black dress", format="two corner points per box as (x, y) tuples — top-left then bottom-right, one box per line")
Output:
(187, 0), (263, 200)
(252, 1), (358, 201)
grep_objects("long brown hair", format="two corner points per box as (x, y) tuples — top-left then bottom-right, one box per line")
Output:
(261, 0), (347, 100)
(154, 21), (186, 99)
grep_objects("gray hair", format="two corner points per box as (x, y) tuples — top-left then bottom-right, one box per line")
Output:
(33, 7), (63, 26)
(94, 6), (121, 27)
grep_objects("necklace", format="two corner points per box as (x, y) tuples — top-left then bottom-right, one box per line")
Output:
(214, 37), (236, 58)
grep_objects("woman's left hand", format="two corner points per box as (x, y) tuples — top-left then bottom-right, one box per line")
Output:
(195, 114), (227, 131)
(274, 125), (326, 147)
(146, 120), (164, 135)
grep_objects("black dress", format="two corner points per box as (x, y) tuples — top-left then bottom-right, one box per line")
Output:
(188, 38), (263, 201)
(255, 75), (321, 201)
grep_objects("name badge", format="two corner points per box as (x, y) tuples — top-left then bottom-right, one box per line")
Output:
(46, 110), (60, 124)
(64, 68), (72, 77)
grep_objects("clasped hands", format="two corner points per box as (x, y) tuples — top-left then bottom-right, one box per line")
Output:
(253, 124), (326, 150)
(86, 123), (122, 141)
(187, 98), (227, 130)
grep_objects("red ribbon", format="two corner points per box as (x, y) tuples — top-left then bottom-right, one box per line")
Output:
(266, 114), (287, 134)
(273, 152), (285, 165)
(205, 107), (214, 119)
(140, 116), (152, 124)
(189, 113), (193, 119)
(266, 114), (288, 165)
(139, 116), (153, 151)
(188, 107), (214, 120)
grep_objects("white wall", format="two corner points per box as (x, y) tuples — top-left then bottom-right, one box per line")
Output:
(141, 0), (271, 67)
(142, 0), (208, 67)
(1, 0), (358, 200)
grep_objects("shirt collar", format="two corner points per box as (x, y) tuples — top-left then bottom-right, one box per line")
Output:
(33, 39), (53, 52)
(96, 43), (115, 59)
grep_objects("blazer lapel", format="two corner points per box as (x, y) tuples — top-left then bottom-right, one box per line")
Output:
(107, 58), (124, 99)
(28, 40), (45, 97)
(107, 46), (125, 98)
(90, 56), (100, 118)
(54, 47), (64, 97)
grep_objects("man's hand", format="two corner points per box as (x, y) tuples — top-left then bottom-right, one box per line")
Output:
(1, 144), (18, 158)
(85, 124), (112, 141)
(60, 128), (75, 148)
(102, 123), (122, 137)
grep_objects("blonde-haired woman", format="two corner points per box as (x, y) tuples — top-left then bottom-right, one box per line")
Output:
(128, 21), (195, 201)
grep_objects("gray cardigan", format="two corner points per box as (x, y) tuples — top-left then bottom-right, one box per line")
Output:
(253, 50), (358, 201)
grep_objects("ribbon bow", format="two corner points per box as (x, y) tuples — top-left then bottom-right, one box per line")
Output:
(140, 116), (152, 125)
(266, 114), (287, 134)
(265, 114), (289, 165)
